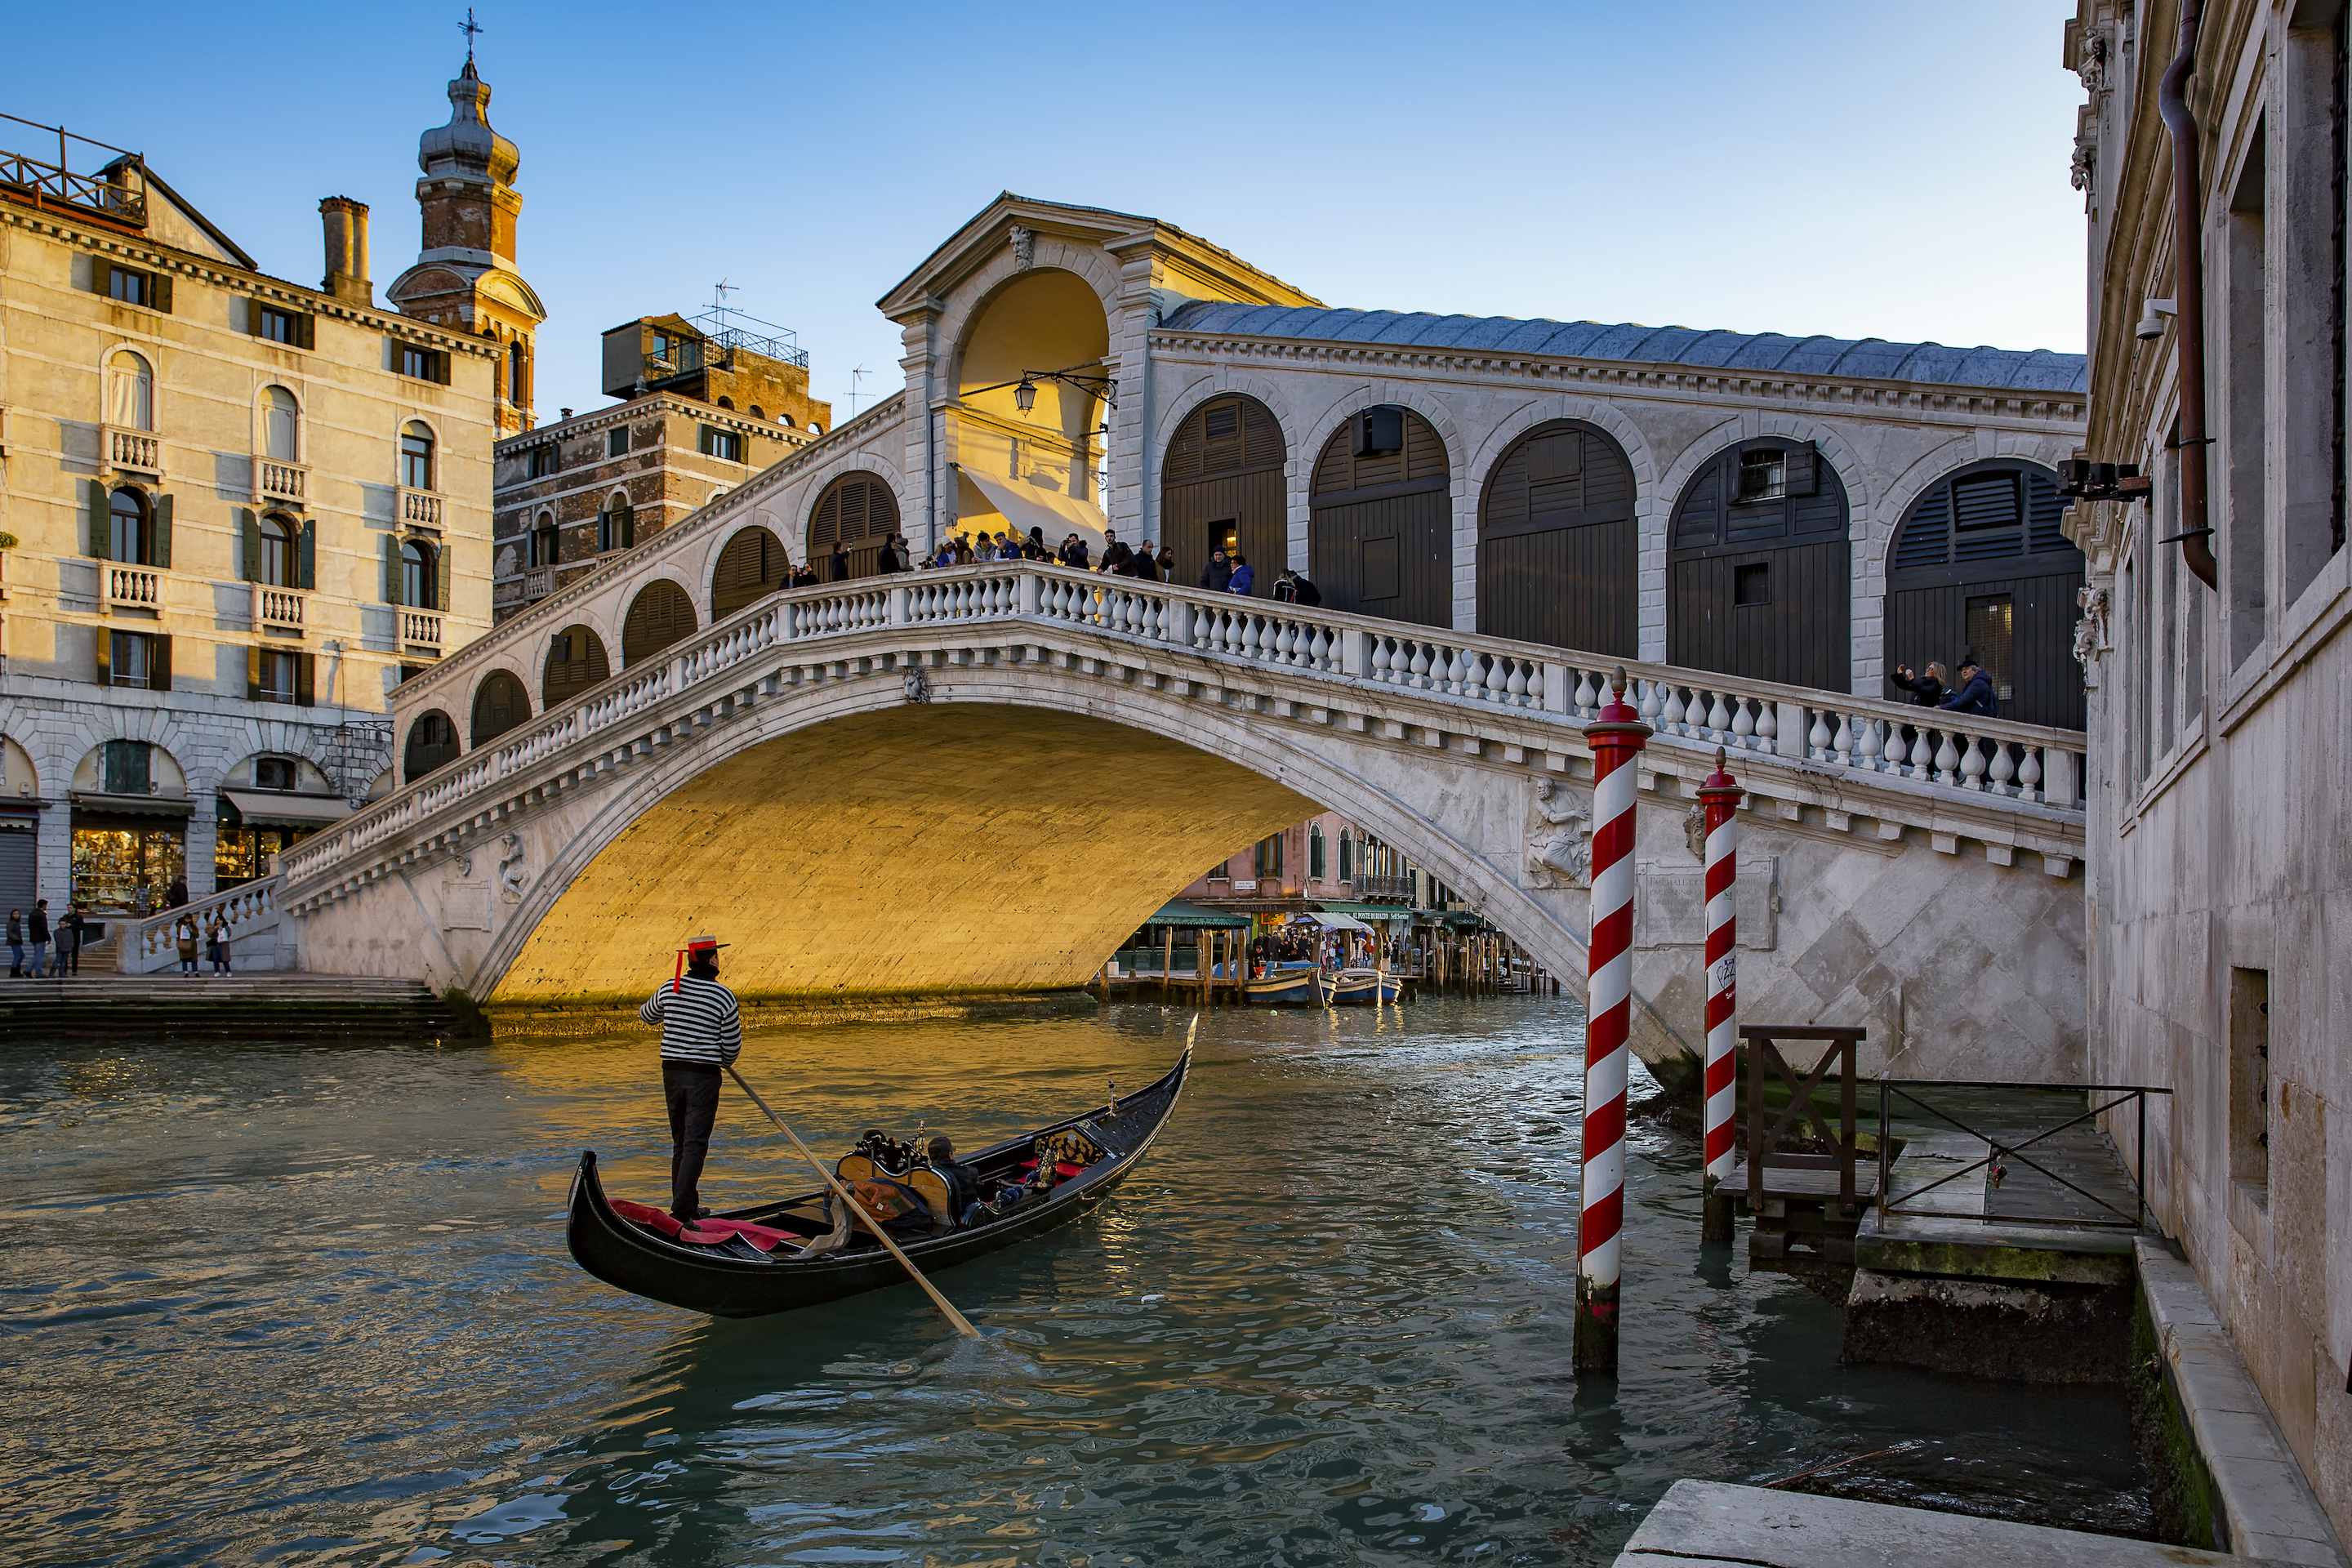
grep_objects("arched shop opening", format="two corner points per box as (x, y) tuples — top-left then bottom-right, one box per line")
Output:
(1160, 394), (1285, 592)
(1667, 438), (1851, 693)
(1884, 460), (2085, 728)
(470, 670), (532, 746)
(710, 525), (790, 618)
(543, 625), (612, 706)
(216, 751), (343, 889)
(403, 710), (460, 783)
(69, 738), (192, 909)
(621, 579), (698, 666)
(1477, 419), (1637, 656)
(1308, 405), (1450, 627)
(951, 267), (1111, 555)
(808, 474), (899, 582)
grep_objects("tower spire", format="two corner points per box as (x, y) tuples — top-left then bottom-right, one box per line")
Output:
(459, 7), (483, 66)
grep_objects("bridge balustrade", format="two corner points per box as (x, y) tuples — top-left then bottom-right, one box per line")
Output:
(280, 562), (2088, 893)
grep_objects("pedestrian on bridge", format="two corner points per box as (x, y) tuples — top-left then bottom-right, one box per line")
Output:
(1938, 657), (1999, 718)
(1228, 553), (1255, 596)
(639, 935), (744, 1223)
(1200, 547), (1232, 593)
(1891, 660), (1948, 706)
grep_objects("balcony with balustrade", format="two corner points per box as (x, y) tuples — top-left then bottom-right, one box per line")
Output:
(254, 457), (308, 507)
(399, 489), (443, 530)
(102, 562), (163, 615)
(400, 609), (444, 655)
(101, 425), (162, 482)
(252, 583), (307, 634)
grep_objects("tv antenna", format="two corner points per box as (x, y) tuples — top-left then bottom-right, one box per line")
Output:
(849, 365), (870, 417)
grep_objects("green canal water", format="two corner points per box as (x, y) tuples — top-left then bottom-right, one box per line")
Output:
(1, 997), (2148, 1566)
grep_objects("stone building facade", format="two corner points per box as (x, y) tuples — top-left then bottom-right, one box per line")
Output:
(489, 314), (827, 620)
(0, 57), (525, 915)
(2065, 0), (2352, 1539)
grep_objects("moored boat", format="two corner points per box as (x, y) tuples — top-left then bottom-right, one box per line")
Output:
(1242, 967), (1321, 1006)
(566, 1047), (1191, 1319)
(1320, 967), (1405, 1006)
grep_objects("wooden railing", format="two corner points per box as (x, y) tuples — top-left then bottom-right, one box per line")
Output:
(0, 145), (145, 224)
(1744, 1024), (1865, 1218)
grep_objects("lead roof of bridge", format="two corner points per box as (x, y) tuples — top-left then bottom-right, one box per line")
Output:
(1157, 301), (2090, 394)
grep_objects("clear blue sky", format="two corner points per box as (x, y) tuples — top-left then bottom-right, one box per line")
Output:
(7, 0), (2087, 424)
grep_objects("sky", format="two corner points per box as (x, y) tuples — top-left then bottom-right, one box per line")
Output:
(5, 1), (2089, 425)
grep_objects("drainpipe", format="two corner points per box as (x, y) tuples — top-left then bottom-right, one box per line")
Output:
(2158, 0), (2221, 590)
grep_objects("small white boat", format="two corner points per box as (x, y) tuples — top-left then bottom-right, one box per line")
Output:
(1319, 968), (1405, 1006)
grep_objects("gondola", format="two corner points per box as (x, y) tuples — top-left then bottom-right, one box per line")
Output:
(1319, 967), (1405, 1006)
(565, 1047), (1191, 1319)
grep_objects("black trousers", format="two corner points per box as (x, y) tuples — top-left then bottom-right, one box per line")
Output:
(663, 1062), (723, 1220)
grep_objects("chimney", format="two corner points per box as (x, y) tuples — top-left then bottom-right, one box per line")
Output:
(318, 196), (372, 306)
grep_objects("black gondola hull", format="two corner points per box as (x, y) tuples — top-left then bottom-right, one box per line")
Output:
(565, 1048), (1189, 1319)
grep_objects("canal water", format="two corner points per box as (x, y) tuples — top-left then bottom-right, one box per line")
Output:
(2, 998), (2147, 1566)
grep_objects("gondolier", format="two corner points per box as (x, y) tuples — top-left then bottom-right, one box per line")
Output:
(639, 935), (742, 1222)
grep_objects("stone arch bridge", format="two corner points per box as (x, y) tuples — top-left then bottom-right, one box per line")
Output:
(272, 563), (2090, 1084)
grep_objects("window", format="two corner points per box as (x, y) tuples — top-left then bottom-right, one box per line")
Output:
(699, 425), (744, 462)
(255, 649), (296, 703)
(525, 445), (558, 479)
(598, 499), (635, 552)
(255, 305), (304, 345)
(2229, 967), (2270, 1204)
(109, 487), (150, 564)
(401, 541), (437, 609)
(107, 265), (152, 306)
(400, 422), (435, 490)
(102, 739), (152, 795)
(650, 330), (676, 365)
(106, 350), (154, 430)
(1339, 834), (1354, 881)
(256, 514), (296, 587)
(749, 404), (765, 420)
(608, 427), (630, 459)
(506, 339), (525, 404)
(1735, 447), (1787, 503)
(108, 630), (158, 689)
(397, 343), (445, 382)
(715, 395), (735, 411)
(1310, 826), (1326, 880)
(1734, 563), (1771, 607)
(1254, 833), (1285, 879)
(2225, 131), (2269, 667)
(1965, 594), (2016, 705)
(262, 386), (299, 462)
(253, 755), (296, 791)
(531, 514), (559, 569)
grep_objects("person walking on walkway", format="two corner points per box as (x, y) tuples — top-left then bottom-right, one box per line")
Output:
(26, 899), (51, 978)
(639, 934), (744, 1222)
(7, 907), (23, 978)
(1938, 657), (1999, 718)
(176, 912), (199, 976)
(59, 902), (87, 977)
(206, 911), (233, 976)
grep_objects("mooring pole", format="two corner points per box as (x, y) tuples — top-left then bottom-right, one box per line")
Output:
(1576, 667), (1650, 1377)
(1697, 746), (1744, 1246)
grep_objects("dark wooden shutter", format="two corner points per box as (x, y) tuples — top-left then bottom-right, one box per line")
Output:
(297, 519), (316, 589)
(152, 634), (172, 693)
(436, 541), (452, 610)
(239, 510), (261, 581)
(151, 270), (173, 314)
(541, 625), (611, 705)
(87, 479), (110, 559)
(381, 535), (399, 603)
(1784, 441), (1819, 497)
(712, 527), (786, 618)
(95, 628), (112, 686)
(152, 493), (173, 568)
(296, 652), (315, 707)
(621, 581), (697, 666)
(247, 645), (263, 701)
(296, 310), (314, 350)
(618, 501), (635, 548)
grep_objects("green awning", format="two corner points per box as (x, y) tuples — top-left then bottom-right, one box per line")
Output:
(1141, 899), (1252, 929)
(1315, 902), (1414, 920)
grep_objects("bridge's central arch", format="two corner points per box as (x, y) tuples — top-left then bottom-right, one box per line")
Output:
(492, 704), (1317, 1004)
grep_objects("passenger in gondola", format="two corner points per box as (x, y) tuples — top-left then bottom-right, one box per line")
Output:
(927, 1135), (985, 1226)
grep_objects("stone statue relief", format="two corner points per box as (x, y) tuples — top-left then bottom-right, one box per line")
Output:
(2072, 584), (2110, 684)
(1009, 225), (1036, 270)
(497, 832), (528, 903)
(1523, 777), (1591, 889)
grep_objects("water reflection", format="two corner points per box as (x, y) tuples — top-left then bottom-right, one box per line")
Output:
(0, 998), (2143, 1566)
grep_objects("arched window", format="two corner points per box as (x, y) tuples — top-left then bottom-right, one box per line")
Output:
(749, 404), (765, 420)
(506, 339), (525, 404)
(1161, 394), (1286, 589)
(399, 421), (435, 490)
(809, 420), (823, 435)
(470, 670), (532, 745)
(1309, 824), (1326, 880)
(258, 513), (295, 587)
(401, 540), (437, 609)
(1667, 439), (1851, 693)
(109, 486), (151, 564)
(808, 473), (900, 581)
(597, 493), (635, 554)
(715, 395), (734, 410)
(1308, 404), (1450, 627)
(1338, 832), (1354, 882)
(1477, 420), (1638, 656)
(403, 710), (459, 783)
(711, 525), (789, 618)
(542, 624), (611, 706)
(621, 579), (697, 666)
(107, 350), (154, 430)
(1885, 460), (2084, 728)
(530, 511), (559, 569)
(262, 385), (299, 461)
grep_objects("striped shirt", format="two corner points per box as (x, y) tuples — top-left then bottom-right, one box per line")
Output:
(639, 975), (743, 1067)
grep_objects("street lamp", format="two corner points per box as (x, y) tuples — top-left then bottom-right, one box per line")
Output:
(1013, 376), (1038, 415)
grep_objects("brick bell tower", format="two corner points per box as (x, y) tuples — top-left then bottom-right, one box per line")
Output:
(385, 34), (546, 436)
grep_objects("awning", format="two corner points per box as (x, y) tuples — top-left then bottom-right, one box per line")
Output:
(1316, 901), (1414, 923)
(1139, 899), (1252, 929)
(957, 467), (1110, 553)
(1303, 911), (1374, 933)
(69, 791), (194, 819)
(220, 790), (353, 829)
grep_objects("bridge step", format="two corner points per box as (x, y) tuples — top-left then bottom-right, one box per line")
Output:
(0, 973), (470, 1044)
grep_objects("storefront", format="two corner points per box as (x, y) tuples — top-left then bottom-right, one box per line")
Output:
(69, 791), (192, 911)
(215, 789), (350, 888)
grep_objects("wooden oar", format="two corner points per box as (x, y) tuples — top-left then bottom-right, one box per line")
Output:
(724, 1065), (979, 1339)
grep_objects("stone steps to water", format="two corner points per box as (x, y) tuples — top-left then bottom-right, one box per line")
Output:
(0, 973), (477, 1043)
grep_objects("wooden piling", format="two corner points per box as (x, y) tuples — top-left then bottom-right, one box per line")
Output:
(1161, 929), (1174, 1001)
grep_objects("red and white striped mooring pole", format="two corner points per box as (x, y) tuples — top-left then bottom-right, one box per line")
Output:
(1575, 668), (1651, 1376)
(1696, 747), (1744, 1245)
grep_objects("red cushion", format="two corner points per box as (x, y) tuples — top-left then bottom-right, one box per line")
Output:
(610, 1197), (684, 1238)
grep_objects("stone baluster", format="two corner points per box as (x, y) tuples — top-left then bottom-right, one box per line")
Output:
(1831, 712), (1853, 765)
(1959, 735), (1989, 791)
(1731, 697), (1756, 746)
(1856, 717), (1882, 771)
(1661, 685), (1687, 734)
(2017, 744), (2043, 803)
(1988, 739), (2016, 795)
(1705, 692), (1731, 738)
(1933, 729), (1960, 786)
(1574, 668), (1597, 715)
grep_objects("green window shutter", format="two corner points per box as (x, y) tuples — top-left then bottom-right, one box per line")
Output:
(298, 519), (316, 590)
(95, 627), (112, 686)
(245, 299), (264, 337)
(152, 493), (173, 569)
(247, 645), (262, 702)
(238, 510), (261, 581)
(436, 542), (452, 611)
(296, 652), (315, 708)
(619, 502), (635, 548)
(433, 350), (452, 386)
(381, 534), (399, 604)
(152, 271), (174, 314)
(87, 479), (111, 559)
(152, 635), (172, 693)
(85, 259), (108, 297)
(296, 311), (315, 350)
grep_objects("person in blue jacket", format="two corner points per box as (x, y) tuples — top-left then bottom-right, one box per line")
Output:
(1937, 657), (1999, 717)
(1228, 552), (1255, 595)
